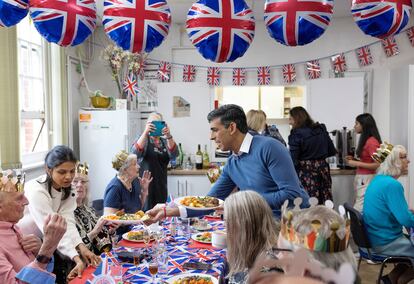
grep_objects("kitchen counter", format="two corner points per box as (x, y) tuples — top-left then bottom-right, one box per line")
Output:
(168, 168), (356, 176)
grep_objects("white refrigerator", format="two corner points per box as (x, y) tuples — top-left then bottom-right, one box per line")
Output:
(79, 109), (141, 201)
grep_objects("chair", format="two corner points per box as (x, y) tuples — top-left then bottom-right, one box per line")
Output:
(92, 199), (104, 217)
(343, 203), (413, 284)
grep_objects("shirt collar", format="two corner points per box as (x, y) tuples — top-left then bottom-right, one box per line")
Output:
(235, 133), (253, 156)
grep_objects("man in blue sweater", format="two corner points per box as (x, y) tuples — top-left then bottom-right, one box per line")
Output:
(147, 104), (309, 220)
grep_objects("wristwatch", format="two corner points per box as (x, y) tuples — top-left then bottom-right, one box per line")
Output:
(35, 254), (51, 264)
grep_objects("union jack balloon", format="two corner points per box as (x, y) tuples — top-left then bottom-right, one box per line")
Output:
(29, 0), (96, 46)
(264, 0), (334, 46)
(186, 0), (255, 63)
(0, 0), (28, 27)
(351, 0), (412, 39)
(103, 0), (171, 53)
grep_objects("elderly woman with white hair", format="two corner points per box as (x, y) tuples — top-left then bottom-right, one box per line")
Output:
(131, 112), (177, 209)
(363, 144), (414, 258)
(103, 150), (152, 216)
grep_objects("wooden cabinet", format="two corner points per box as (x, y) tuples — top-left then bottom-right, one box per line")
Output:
(167, 175), (212, 198)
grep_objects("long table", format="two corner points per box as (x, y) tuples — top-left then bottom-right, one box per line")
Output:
(70, 219), (227, 283)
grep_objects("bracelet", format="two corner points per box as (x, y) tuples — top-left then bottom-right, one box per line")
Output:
(163, 206), (167, 219)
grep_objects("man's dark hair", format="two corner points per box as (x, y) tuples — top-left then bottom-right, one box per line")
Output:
(207, 104), (248, 134)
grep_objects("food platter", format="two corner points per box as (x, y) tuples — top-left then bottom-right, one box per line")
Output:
(167, 273), (218, 284)
(122, 230), (154, 243)
(174, 196), (223, 211)
(102, 210), (150, 225)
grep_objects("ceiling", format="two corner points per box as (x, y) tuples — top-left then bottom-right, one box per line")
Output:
(96, 0), (354, 24)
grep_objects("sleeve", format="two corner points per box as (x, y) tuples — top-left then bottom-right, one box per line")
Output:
(365, 138), (381, 161)
(166, 140), (178, 159)
(130, 133), (148, 159)
(26, 183), (82, 260)
(104, 184), (122, 209)
(288, 131), (301, 167)
(385, 181), (414, 228)
(74, 209), (92, 249)
(265, 141), (307, 209)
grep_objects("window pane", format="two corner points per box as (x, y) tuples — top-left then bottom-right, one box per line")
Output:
(221, 86), (259, 112)
(30, 45), (43, 77)
(20, 119), (48, 155)
(18, 41), (30, 76)
(17, 17), (42, 45)
(19, 78), (44, 111)
(261, 86), (285, 119)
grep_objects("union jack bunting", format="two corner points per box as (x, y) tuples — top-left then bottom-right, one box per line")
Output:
(182, 65), (196, 82)
(264, 0), (334, 46)
(207, 67), (221, 86)
(407, 27), (414, 47)
(356, 46), (373, 67)
(257, 66), (271, 85)
(30, 0), (96, 47)
(186, 0), (255, 63)
(232, 68), (246, 86)
(351, 0), (412, 39)
(103, 0), (171, 53)
(123, 72), (139, 99)
(331, 53), (347, 74)
(282, 64), (296, 84)
(0, 0), (29, 27)
(381, 36), (399, 57)
(306, 60), (321, 80)
(158, 61), (171, 82)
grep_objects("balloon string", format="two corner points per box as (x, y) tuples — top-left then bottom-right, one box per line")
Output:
(77, 48), (93, 94)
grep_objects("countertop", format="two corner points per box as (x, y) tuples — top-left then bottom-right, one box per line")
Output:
(168, 168), (356, 176)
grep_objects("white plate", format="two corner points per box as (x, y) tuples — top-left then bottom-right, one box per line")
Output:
(174, 196), (224, 211)
(101, 214), (146, 225)
(167, 273), (218, 284)
(122, 231), (154, 243)
(192, 224), (212, 231)
(191, 233), (212, 244)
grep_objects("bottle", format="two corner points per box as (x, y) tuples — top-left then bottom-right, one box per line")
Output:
(177, 143), (184, 168)
(93, 231), (113, 253)
(195, 144), (203, 169)
(202, 144), (210, 169)
(169, 217), (177, 236)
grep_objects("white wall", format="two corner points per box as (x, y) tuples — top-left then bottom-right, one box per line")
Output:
(67, 17), (414, 149)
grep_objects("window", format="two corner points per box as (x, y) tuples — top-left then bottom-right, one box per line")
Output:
(17, 18), (49, 165)
(215, 86), (306, 119)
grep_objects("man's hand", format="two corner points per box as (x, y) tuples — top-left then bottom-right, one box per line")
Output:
(145, 204), (180, 224)
(67, 256), (85, 281)
(39, 214), (67, 258)
(20, 234), (42, 255)
(77, 243), (101, 266)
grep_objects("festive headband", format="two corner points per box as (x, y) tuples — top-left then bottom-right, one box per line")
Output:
(0, 169), (25, 193)
(112, 150), (129, 171)
(76, 162), (89, 177)
(279, 197), (351, 253)
(371, 142), (394, 163)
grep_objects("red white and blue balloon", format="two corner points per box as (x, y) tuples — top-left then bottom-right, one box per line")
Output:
(103, 0), (171, 54)
(29, 0), (96, 46)
(351, 0), (412, 39)
(0, 0), (29, 27)
(264, 0), (334, 46)
(186, 0), (255, 63)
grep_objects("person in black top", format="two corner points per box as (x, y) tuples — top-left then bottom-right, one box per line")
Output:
(288, 107), (337, 204)
(131, 112), (178, 210)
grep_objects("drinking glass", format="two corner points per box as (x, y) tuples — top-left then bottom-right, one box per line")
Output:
(132, 249), (141, 273)
(147, 257), (158, 283)
(143, 229), (151, 253)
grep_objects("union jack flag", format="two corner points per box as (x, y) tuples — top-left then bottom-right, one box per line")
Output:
(264, 0), (334, 46)
(186, 0), (255, 63)
(306, 60), (321, 80)
(0, 0), (28, 27)
(158, 61), (171, 82)
(381, 36), (399, 57)
(123, 72), (139, 99)
(183, 65), (196, 82)
(407, 27), (414, 47)
(30, 0), (96, 47)
(331, 53), (347, 74)
(352, 0), (412, 39)
(103, 0), (171, 53)
(257, 66), (271, 85)
(207, 67), (221, 86)
(356, 46), (373, 67)
(282, 64), (296, 84)
(232, 68), (246, 86)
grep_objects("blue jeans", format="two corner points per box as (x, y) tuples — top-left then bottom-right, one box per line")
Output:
(369, 235), (414, 259)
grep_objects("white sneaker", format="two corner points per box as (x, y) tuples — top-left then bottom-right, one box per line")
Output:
(366, 259), (380, 265)
(354, 252), (360, 259)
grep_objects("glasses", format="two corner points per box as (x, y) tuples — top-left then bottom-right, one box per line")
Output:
(72, 179), (88, 185)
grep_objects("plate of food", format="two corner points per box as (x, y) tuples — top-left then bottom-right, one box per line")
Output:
(192, 221), (212, 231)
(122, 230), (155, 243)
(167, 273), (218, 284)
(102, 210), (150, 225)
(191, 232), (212, 244)
(175, 196), (223, 211)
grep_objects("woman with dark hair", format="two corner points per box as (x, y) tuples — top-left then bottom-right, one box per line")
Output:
(345, 113), (381, 211)
(18, 145), (100, 282)
(288, 107), (337, 204)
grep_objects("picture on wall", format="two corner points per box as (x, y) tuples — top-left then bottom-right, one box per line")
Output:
(173, 96), (190, 117)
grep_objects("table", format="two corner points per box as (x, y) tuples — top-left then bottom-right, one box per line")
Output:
(70, 219), (226, 283)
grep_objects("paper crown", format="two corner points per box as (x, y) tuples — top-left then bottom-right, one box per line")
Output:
(112, 150), (129, 171)
(279, 197), (351, 253)
(76, 162), (89, 177)
(0, 169), (25, 193)
(371, 141), (394, 163)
